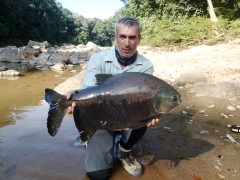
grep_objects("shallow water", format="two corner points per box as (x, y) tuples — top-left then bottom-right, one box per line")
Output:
(0, 69), (81, 127)
(0, 69), (87, 179)
(0, 104), (88, 179)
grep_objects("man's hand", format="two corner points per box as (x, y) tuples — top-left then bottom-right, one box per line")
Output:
(147, 118), (160, 128)
(66, 91), (76, 114)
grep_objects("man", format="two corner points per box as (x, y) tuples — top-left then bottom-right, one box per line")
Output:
(67, 16), (159, 180)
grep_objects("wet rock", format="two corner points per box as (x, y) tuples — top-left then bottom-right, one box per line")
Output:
(0, 69), (20, 76)
(0, 62), (35, 74)
(66, 64), (76, 69)
(51, 63), (65, 71)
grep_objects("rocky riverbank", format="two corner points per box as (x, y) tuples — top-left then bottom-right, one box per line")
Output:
(0, 40), (106, 76)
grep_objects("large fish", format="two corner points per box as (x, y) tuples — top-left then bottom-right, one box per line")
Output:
(45, 72), (181, 142)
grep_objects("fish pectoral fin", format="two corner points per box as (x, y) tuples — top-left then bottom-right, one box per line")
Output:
(139, 112), (162, 123)
(73, 108), (96, 142)
(121, 129), (132, 143)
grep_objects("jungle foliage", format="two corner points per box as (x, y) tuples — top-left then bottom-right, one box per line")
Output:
(0, 0), (239, 47)
(0, 0), (117, 46)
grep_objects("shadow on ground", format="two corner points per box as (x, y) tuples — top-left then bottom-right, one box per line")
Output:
(134, 110), (214, 166)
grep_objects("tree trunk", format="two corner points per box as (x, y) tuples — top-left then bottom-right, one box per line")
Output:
(207, 0), (218, 22)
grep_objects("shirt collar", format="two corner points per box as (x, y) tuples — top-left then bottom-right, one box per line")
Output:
(104, 48), (144, 66)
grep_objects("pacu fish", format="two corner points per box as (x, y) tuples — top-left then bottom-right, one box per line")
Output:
(45, 72), (181, 142)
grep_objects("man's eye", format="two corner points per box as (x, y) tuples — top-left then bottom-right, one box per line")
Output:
(119, 35), (126, 39)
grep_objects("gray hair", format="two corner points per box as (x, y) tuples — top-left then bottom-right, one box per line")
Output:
(115, 16), (142, 35)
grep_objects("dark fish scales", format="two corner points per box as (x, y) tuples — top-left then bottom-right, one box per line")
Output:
(45, 72), (181, 142)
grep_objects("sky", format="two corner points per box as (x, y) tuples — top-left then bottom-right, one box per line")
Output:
(57, 0), (125, 19)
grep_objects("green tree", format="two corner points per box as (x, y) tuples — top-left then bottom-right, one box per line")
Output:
(0, 0), (78, 45)
(119, 0), (239, 19)
(73, 16), (90, 44)
(213, 0), (240, 19)
(88, 18), (115, 46)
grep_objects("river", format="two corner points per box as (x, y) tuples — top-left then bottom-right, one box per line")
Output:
(0, 69), (88, 180)
(0, 69), (82, 127)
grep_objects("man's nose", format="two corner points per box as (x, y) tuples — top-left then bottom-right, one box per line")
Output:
(125, 38), (130, 46)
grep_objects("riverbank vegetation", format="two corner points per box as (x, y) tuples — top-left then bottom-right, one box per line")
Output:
(0, 0), (239, 48)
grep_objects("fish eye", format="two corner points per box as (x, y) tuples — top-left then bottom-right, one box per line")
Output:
(171, 95), (178, 102)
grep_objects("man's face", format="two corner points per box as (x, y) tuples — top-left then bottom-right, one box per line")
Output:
(115, 24), (141, 58)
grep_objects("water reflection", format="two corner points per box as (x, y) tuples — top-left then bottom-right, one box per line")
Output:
(0, 69), (87, 179)
(0, 69), (80, 128)
(0, 76), (19, 80)
(0, 62), (35, 74)
(0, 103), (86, 180)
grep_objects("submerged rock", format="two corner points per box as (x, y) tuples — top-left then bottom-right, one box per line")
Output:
(51, 63), (65, 71)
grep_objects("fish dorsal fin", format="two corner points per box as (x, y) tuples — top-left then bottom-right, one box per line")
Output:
(95, 74), (114, 85)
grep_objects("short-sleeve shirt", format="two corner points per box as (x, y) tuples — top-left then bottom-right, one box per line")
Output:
(81, 47), (154, 89)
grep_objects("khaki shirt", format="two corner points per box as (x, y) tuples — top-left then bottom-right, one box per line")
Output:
(81, 47), (154, 89)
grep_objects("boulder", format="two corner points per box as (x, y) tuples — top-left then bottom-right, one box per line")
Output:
(0, 69), (20, 76)
(0, 46), (23, 62)
(23, 46), (41, 59)
(51, 63), (65, 71)
(28, 40), (50, 50)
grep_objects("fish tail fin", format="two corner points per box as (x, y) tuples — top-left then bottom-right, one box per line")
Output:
(45, 88), (68, 136)
(73, 108), (96, 143)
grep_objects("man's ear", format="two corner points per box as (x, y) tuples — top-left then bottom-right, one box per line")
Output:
(138, 35), (141, 44)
